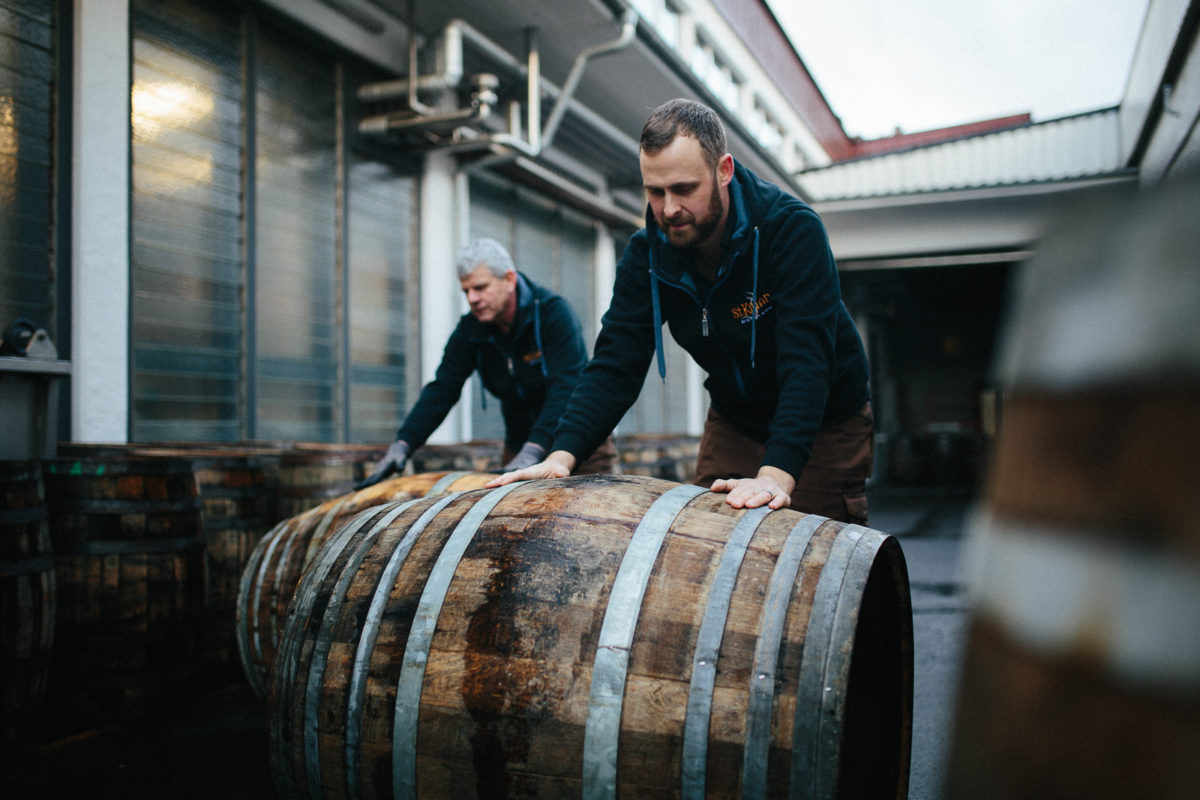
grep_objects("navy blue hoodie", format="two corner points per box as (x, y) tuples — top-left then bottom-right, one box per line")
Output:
(396, 272), (588, 454)
(554, 160), (869, 480)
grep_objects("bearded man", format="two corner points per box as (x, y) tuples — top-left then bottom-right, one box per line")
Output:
(491, 99), (872, 523)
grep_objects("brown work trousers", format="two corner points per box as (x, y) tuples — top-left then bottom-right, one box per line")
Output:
(692, 404), (874, 525)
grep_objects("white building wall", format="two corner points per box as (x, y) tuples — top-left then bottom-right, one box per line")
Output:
(71, 0), (130, 442)
(418, 150), (471, 445)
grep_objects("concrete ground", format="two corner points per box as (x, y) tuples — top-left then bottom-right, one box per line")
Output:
(868, 486), (976, 800)
(1, 485), (976, 799)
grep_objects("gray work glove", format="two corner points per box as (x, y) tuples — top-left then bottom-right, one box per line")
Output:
(501, 441), (545, 472)
(356, 440), (410, 489)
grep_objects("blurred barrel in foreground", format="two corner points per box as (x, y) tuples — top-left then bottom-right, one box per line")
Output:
(947, 177), (1200, 798)
(270, 474), (913, 799)
(1, 461), (55, 761)
(41, 456), (207, 732)
(236, 471), (493, 698)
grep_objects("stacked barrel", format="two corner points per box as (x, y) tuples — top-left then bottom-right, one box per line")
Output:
(614, 433), (700, 482)
(40, 455), (208, 730)
(3, 441), (398, 742)
(1, 460), (55, 763)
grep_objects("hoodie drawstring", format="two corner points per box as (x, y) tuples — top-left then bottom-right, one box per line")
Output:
(477, 349), (488, 411)
(533, 296), (548, 378)
(750, 226), (759, 370)
(650, 266), (667, 383)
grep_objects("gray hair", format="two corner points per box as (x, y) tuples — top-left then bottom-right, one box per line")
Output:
(455, 238), (515, 280)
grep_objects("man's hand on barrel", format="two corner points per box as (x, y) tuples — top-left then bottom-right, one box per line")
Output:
(710, 466), (794, 510)
(356, 440), (409, 489)
(485, 449), (576, 487)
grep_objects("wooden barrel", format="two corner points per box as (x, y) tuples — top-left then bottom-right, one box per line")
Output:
(55, 441), (139, 458)
(615, 433), (701, 481)
(41, 456), (207, 732)
(275, 444), (389, 522)
(411, 440), (503, 473)
(945, 177), (1200, 798)
(269, 473), (913, 799)
(236, 471), (494, 698)
(1, 461), (55, 761)
(130, 447), (276, 682)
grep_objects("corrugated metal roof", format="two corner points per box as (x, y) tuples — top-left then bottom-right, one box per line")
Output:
(797, 108), (1129, 201)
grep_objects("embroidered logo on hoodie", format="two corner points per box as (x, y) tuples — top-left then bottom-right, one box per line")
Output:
(730, 291), (772, 324)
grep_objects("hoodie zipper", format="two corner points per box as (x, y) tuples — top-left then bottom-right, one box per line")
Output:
(651, 248), (751, 403)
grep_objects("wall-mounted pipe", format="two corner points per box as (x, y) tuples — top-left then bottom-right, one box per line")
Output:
(356, 11), (639, 165)
(359, 73), (497, 136)
(443, 11), (638, 172)
(525, 27), (541, 155)
(540, 8), (637, 152)
(356, 18), (464, 105)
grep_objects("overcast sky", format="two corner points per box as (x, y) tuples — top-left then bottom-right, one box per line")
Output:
(766, 0), (1151, 140)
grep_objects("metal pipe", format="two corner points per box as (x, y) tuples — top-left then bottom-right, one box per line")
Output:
(357, 102), (491, 136)
(448, 16), (639, 160)
(450, 11), (637, 169)
(356, 13), (641, 168)
(525, 27), (541, 155)
(356, 16), (464, 104)
(540, 8), (637, 151)
(406, 0), (433, 114)
(358, 74), (497, 135)
(456, 145), (641, 229)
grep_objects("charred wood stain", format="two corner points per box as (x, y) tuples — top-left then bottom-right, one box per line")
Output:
(458, 476), (648, 792)
(462, 516), (578, 793)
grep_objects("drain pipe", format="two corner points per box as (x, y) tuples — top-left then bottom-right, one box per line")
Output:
(540, 8), (637, 152)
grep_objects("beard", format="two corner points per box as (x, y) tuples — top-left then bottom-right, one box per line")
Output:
(660, 178), (724, 250)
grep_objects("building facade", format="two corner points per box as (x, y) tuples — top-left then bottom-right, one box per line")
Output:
(3, 0), (1197, 486)
(0, 0), (841, 455)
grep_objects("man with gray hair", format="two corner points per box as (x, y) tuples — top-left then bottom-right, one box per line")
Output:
(359, 238), (612, 486)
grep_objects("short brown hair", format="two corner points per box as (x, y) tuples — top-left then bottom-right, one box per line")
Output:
(639, 98), (728, 171)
